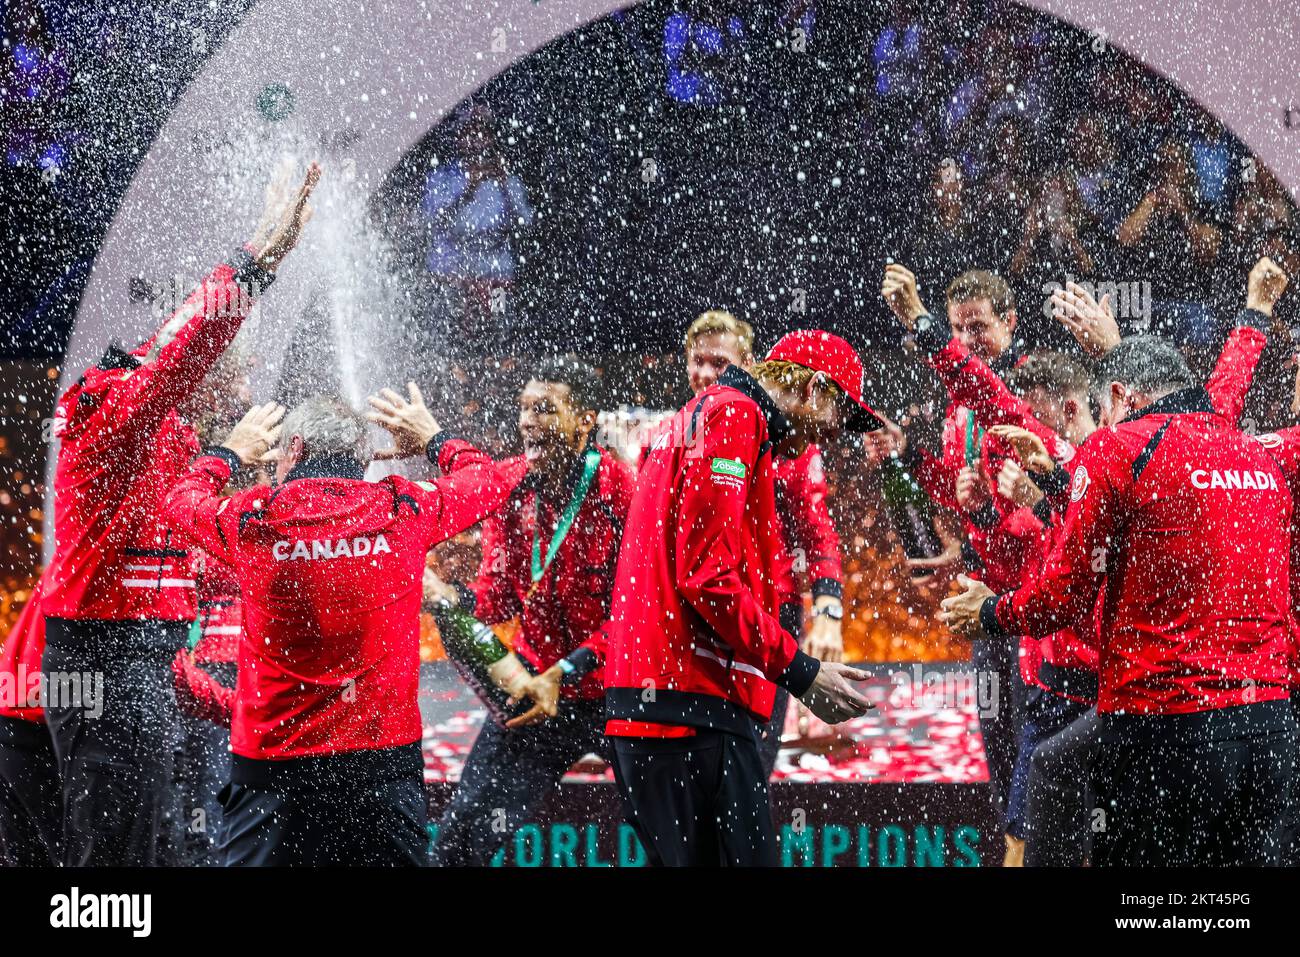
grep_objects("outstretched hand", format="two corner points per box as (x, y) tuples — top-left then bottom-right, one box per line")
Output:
(250, 161), (322, 272)
(222, 402), (286, 466)
(988, 424), (1054, 474)
(938, 574), (995, 638)
(798, 661), (873, 724)
(1051, 281), (1120, 358)
(1247, 256), (1289, 318)
(367, 382), (441, 460)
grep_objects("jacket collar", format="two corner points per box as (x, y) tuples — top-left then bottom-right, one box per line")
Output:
(718, 365), (794, 447)
(1131, 385), (1215, 420)
(283, 454), (366, 484)
(96, 342), (142, 372)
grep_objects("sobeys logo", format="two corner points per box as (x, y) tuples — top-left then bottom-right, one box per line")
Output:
(711, 458), (747, 478)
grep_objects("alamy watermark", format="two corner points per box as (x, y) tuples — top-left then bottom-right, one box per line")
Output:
(890, 663), (1000, 718)
(0, 665), (104, 718)
(1042, 276), (1153, 331)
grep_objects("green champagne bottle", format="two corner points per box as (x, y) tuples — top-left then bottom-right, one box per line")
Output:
(881, 456), (942, 564)
(430, 602), (515, 726)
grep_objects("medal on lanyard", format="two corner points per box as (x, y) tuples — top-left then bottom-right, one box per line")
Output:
(529, 448), (601, 596)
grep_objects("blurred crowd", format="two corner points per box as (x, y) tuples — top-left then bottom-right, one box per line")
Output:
(395, 0), (1297, 359)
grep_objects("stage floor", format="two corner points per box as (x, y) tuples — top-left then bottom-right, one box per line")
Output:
(419, 661), (990, 785)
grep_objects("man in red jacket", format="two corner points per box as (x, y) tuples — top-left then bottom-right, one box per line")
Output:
(428, 356), (636, 866)
(162, 385), (511, 865)
(674, 310), (849, 777)
(42, 163), (320, 866)
(1007, 260), (1289, 866)
(882, 264), (1030, 846)
(605, 330), (876, 865)
(942, 335), (1296, 866)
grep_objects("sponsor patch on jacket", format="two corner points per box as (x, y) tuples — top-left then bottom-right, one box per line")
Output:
(1070, 465), (1090, 502)
(272, 533), (392, 561)
(710, 457), (747, 488)
(1190, 469), (1279, 491)
(1255, 432), (1284, 450)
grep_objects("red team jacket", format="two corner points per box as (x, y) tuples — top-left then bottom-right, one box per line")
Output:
(773, 444), (844, 600)
(1254, 428), (1300, 686)
(987, 383), (1293, 715)
(171, 548), (242, 727)
(44, 252), (272, 623)
(918, 333), (1098, 693)
(0, 574), (48, 723)
(639, 418), (811, 619)
(604, 366), (821, 737)
(161, 438), (511, 761)
(464, 449), (636, 700)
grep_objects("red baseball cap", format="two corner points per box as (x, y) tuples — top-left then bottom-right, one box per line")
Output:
(764, 329), (883, 432)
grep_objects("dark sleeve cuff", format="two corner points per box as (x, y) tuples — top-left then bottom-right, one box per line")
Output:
(1032, 465), (1071, 497)
(779, 602), (804, 639)
(811, 577), (843, 600)
(776, 649), (821, 698)
(979, 594), (1012, 642)
(227, 248), (277, 299)
(452, 582), (478, 616)
(1031, 497), (1053, 525)
(913, 313), (954, 354)
(425, 432), (467, 469)
(1237, 307), (1271, 332)
(204, 446), (244, 474)
(561, 646), (600, 683)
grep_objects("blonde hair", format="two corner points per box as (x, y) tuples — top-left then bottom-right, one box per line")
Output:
(748, 359), (842, 400)
(684, 310), (755, 356)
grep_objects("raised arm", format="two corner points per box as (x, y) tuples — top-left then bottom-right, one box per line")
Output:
(105, 164), (320, 435)
(366, 382), (514, 546)
(1208, 257), (1291, 424)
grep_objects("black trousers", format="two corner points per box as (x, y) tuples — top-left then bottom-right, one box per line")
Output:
(757, 687), (790, 779)
(611, 726), (777, 866)
(1090, 699), (1297, 867)
(43, 616), (187, 866)
(0, 715), (62, 866)
(219, 745), (428, 867)
(433, 697), (606, 866)
(1024, 707), (1101, 867)
(1009, 685), (1093, 843)
(971, 635), (1021, 833)
(177, 663), (234, 867)
(1281, 697), (1300, 866)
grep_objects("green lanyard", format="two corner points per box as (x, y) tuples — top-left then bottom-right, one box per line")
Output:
(531, 448), (602, 585)
(963, 411), (983, 468)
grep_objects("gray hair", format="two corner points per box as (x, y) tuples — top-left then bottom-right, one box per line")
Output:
(279, 396), (372, 465)
(1093, 335), (1194, 402)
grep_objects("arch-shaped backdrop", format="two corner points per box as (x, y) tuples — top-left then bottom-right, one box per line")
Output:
(50, 0), (1300, 532)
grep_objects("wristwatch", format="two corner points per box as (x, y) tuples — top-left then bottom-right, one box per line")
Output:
(813, 601), (844, 621)
(914, 313), (934, 336)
